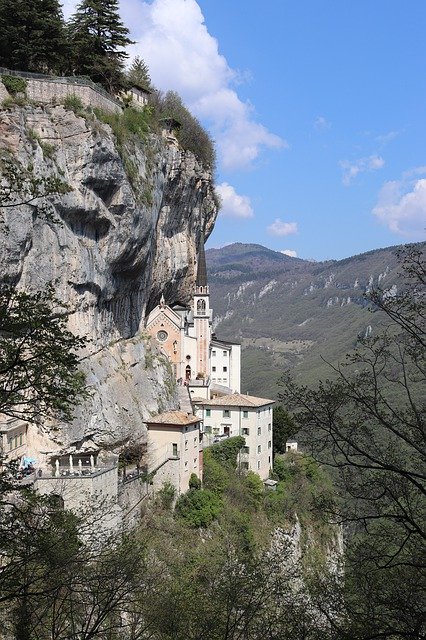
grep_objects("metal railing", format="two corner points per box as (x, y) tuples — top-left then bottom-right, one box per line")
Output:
(0, 67), (123, 108)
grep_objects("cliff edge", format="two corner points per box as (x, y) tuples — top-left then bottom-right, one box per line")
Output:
(0, 100), (218, 456)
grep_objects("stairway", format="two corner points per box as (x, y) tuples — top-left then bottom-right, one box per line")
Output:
(177, 385), (193, 414)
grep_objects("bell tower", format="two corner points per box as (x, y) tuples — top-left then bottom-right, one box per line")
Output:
(194, 233), (211, 378)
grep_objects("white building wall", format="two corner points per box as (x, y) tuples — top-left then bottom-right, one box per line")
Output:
(196, 403), (273, 479)
(147, 423), (201, 495)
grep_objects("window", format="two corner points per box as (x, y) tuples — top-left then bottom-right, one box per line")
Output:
(197, 299), (206, 314)
(242, 446), (250, 454)
(194, 437), (197, 446)
(223, 366), (227, 372)
(206, 409), (211, 417)
(268, 423), (272, 432)
(185, 440), (188, 450)
(268, 456), (271, 464)
(257, 445), (262, 454)
(156, 329), (168, 342)
(242, 428), (249, 436)
(257, 461), (261, 470)
(241, 461), (249, 470)
(172, 443), (178, 457)
(268, 440), (272, 449)
(185, 461), (188, 468)
(223, 350), (227, 357)
(212, 366), (216, 372)
(204, 425), (212, 434)
(243, 410), (248, 418)
(19, 433), (23, 446)
(212, 350), (216, 356)
(257, 427), (261, 436)
(194, 458), (197, 467)
(223, 410), (230, 418)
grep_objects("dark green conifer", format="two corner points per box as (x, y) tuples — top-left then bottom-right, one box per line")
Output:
(68, 0), (134, 92)
(0, 0), (67, 74)
(127, 56), (152, 91)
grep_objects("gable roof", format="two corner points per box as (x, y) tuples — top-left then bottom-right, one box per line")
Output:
(146, 411), (201, 427)
(194, 393), (274, 408)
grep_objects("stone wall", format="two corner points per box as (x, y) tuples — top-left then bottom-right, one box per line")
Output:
(25, 77), (122, 114)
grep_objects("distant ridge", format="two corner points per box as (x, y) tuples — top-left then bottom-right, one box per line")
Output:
(207, 241), (425, 398)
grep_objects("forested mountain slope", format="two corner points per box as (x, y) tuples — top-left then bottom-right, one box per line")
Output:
(207, 242), (417, 398)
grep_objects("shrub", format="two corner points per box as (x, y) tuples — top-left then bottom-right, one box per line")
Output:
(158, 481), (176, 509)
(189, 473), (201, 490)
(63, 94), (84, 114)
(243, 471), (264, 508)
(175, 488), (222, 528)
(1, 75), (27, 96)
(150, 90), (216, 169)
(203, 451), (230, 494)
(208, 436), (246, 469)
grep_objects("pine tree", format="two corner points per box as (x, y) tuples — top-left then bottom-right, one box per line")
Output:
(68, 0), (134, 92)
(127, 56), (152, 91)
(0, 0), (67, 74)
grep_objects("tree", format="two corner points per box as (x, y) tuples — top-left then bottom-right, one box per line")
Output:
(0, 0), (67, 74)
(67, 0), (134, 92)
(127, 55), (152, 90)
(272, 405), (297, 455)
(0, 285), (87, 424)
(280, 243), (426, 638)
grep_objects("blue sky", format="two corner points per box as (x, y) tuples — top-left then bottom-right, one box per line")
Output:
(63, 0), (426, 260)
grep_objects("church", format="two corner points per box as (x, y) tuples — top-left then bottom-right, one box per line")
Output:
(145, 237), (241, 399)
(145, 236), (274, 486)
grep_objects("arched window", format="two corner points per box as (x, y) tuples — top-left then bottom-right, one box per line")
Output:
(185, 365), (191, 381)
(197, 299), (206, 314)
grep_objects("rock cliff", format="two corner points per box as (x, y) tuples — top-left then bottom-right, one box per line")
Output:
(0, 102), (218, 455)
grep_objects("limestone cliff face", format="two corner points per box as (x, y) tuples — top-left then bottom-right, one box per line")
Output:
(0, 103), (218, 454)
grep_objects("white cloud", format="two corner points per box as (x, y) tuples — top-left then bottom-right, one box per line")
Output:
(128, 0), (286, 170)
(267, 219), (298, 237)
(372, 169), (426, 237)
(339, 154), (385, 186)
(281, 249), (298, 257)
(314, 116), (331, 131)
(216, 183), (254, 219)
(376, 130), (399, 145)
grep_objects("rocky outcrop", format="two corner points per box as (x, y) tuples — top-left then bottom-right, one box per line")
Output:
(0, 102), (218, 453)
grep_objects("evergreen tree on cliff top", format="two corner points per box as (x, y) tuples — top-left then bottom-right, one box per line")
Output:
(0, 0), (67, 73)
(68, 0), (134, 92)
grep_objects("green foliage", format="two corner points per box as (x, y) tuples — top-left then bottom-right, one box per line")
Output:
(243, 470), (264, 508)
(127, 55), (152, 91)
(175, 488), (222, 528)
(189, 472), (201, 490)
(273, 404), (297, 454)
(207, 435), (245, 468)
(0, 285), (87, 422)
(151, 90), (216, 168)
(266, 453), (335, 531)
(67, 0), (134, 92)
(158, 481), (176, 509)
(280, 245), (426, 636)
(203, 449), (230, 494)
(1, 74), (27, 96)
(63, 94), (85, 114)
(0, 0), (68, 74)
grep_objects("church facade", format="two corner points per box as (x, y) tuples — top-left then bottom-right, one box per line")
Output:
(145, 237), (241, 398)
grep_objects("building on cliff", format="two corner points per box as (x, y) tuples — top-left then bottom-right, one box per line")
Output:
(193, 394), (274, 480)
(145, 235), (241, 399)
(145, 237), (274, 484)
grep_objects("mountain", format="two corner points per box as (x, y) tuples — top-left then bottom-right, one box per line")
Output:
(207, 242), (416, 399)
(0, 97), (217, 453)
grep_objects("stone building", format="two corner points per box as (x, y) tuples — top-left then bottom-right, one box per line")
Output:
(194, 393), (274, 480)
(146, 411), (202, 495)
(145, 236), (241, 399)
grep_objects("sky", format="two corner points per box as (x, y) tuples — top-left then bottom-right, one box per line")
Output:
(62, 0), (426, 260)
